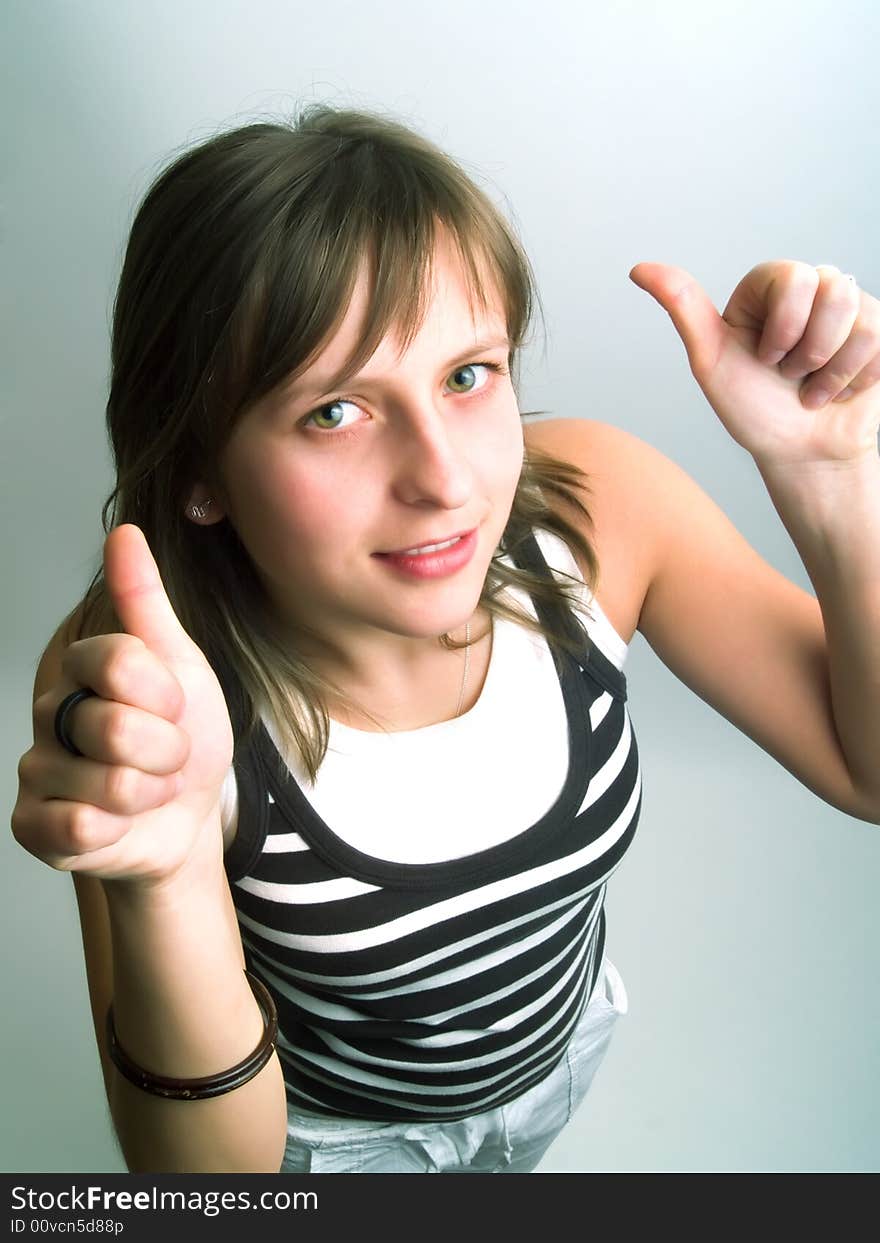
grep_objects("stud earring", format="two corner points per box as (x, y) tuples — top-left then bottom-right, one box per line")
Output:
(189, 499), (213, 520)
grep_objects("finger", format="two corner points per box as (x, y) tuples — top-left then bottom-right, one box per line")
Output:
(104, 525), (200, 665)
(12, 796), (124, 865)
(756, 261), (821, 364)
(34, 690), (190, 774)
(629, 262), (723, 378)
(19, 744), (183, 817)
(798, 293), (880, 405)
(11, 796), (142, 870)
(59, 634), (185, 723)
(831, 346), (880, 402)
(776, 267), (861, 382)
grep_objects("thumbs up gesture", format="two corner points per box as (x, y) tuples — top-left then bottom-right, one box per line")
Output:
(629, 261), (880, 469)
(13, 525), (234, 887)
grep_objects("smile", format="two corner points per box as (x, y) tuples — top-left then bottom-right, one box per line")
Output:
(373, 529), (479, 579)
(400, 535), (464, 556)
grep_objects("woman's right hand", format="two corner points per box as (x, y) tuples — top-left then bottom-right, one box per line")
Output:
(12, 524), (235, 888)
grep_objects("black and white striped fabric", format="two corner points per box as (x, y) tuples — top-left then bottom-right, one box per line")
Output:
(221, 528), (642, 1122)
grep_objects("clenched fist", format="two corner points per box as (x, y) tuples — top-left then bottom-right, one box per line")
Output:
(12, 525), (234, 888)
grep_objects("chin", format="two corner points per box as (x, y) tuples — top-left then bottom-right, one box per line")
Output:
(387, 594), (483, 640)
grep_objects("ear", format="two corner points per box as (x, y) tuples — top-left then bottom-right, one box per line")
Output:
(184, 486), (227, 525)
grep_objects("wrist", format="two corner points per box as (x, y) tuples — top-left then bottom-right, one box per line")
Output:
(753, 446), (880, 598)
(754, 444), (879, 487)
(101, 808), (225, 913)
(755, 449), (880, 537)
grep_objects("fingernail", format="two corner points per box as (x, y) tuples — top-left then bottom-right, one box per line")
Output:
(834, 386), (855, 401)
(762, 349), (787, 366)
(804, 388), (830, 409)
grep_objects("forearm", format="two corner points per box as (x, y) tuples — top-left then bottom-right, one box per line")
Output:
(102, 825), (287, 1174)
(755, 449), (880, 807)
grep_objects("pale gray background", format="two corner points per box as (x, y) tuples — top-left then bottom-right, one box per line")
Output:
(3, 0), (879, 1173)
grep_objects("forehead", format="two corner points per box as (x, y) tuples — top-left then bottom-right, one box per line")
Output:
(339, 238), (504, 357)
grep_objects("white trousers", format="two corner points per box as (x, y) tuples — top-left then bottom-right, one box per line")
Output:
(280, 955), (628, 1174)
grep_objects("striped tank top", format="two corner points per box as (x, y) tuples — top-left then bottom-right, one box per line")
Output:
(220, 527), (642, 1122)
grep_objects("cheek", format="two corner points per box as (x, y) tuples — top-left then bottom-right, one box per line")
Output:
(489, 414), (525, 493)
(222, 453), (311, 555)
(249, 461), (375, 561)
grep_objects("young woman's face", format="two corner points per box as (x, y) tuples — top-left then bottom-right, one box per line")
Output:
(213, 238), (524, 664)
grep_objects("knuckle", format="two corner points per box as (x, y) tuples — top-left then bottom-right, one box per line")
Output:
(64, 634), (146, 699)
(67, 804), (100, 852)
(17, 748), (35, 786)
(33, 691), (55, 732)
(851, 322), (878, 351)
(175, 726), (192, 767)
(105, 764), (139, 811)
(17, 747), (50, 793)
(10, 803), (30, 846)
(790, 261), (821, 286)
(102, 706), (131, 757)
(771, 313), (805, 345)
(63, 634), (103, 672)
(818, 364), (848, 387)
(862, 357), (880, 381)
(102, 645), (147, 700)
(10, 806), (42, 853)
(828, 286), (855, 307)
(59, 641), (78, 673)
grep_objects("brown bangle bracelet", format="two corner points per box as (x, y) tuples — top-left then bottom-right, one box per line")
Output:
(105, 970), (278, 1100)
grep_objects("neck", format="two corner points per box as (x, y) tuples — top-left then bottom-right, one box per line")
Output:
(320, 614), (492, 733)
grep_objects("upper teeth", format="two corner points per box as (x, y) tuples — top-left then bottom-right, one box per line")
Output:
(401, 536), (462, 556)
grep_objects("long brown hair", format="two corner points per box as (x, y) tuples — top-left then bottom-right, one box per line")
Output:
(71, 104), (601, 782)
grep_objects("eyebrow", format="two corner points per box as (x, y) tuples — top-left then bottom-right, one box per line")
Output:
(281, 336), (512, 402)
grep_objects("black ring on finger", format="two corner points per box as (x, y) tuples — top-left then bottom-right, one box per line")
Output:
(54, 688), (98, 758)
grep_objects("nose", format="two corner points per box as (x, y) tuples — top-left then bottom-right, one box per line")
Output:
(390, 409), (473, 511)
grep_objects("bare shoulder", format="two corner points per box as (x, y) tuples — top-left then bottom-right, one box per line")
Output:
(523, 415), (673, 494)
(522, 417), (668, 643)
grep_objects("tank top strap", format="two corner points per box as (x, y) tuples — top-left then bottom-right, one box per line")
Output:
(508, 527), (628, 704)
(209, 644), (274, 881)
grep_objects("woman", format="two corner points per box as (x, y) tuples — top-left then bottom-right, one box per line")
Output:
(11, 104), (880, 1173)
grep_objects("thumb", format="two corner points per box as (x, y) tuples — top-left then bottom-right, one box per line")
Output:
(104, 524), (195, 661)
(629, 262), (723, 379)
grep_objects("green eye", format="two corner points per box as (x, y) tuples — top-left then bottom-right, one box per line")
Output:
(448, 364), (481, 393)
(309, 400), (358, 431)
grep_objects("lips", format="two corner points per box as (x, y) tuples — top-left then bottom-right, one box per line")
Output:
(373, 527), (479, 579)
(378, 528), (475, 556)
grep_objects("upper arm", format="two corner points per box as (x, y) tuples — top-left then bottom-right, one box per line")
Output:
(629, 434), (879, 823)
(525, 416), (880, 825)
(33, 608), (118, 1112)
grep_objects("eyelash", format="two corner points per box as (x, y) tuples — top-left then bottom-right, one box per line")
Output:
(299, 361), (509, 441)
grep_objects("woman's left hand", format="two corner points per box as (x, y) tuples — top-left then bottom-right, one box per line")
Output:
(629, 260), (880, 469)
